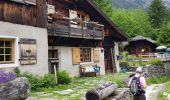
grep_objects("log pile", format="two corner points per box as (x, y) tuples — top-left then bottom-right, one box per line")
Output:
(86, 82), (118, 100)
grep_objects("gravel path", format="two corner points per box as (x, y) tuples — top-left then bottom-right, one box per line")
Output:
(145, 84), (166, 100)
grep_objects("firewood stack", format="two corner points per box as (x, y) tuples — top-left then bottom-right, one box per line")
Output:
(86, 82), (118, 100)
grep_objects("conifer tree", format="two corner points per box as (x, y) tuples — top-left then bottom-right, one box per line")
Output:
(148, 0), (168, 28)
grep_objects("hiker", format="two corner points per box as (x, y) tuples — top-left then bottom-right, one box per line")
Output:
(128, 67), (146, 100)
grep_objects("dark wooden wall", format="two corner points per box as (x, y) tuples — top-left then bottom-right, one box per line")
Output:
(127, 41), (156, 55)
(0, 0), (46, 28)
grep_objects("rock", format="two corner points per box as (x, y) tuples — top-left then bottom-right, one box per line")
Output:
(167, 94), (170, 100)
(0, 77), (30, 100)
(53, 89), (74, 95)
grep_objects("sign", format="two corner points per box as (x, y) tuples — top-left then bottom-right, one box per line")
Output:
(9, 0), (36, 5)
(48, 4), (55, 14)
(20, 38), (37, 65)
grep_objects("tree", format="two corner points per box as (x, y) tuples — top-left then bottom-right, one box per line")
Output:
(148, 0), (168, 28)
(157, 22), (170, 46)
(111, 9), (154, 39)
(94, 0), (113, 18)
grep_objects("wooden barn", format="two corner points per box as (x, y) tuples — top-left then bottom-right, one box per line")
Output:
(126, 36), (157, 56)
(0, 0), (49, 75)
(47, 0), (128, 76)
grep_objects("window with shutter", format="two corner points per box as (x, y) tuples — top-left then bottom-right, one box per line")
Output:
(94, 48), (100, 63)
(80, 48), (91, 62)
(72, 48), (80, 65)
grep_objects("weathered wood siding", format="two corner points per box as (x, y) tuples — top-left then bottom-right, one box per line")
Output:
(128, 41), (156, 55)
(0, 0), (46, 28)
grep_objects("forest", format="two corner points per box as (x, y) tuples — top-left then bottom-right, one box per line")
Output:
(95, 0), (170, 47)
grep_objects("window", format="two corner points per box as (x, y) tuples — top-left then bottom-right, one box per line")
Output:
(48, 50), (58, 58)
(80, 48), (91, 62)
(0, 39), (14, 64)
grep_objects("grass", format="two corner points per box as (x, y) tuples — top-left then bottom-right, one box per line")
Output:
(146, 76), (170, 100)
(31, 73), (131, 99)
(158, 83), (170, 100)
(146, 76), (170, 85)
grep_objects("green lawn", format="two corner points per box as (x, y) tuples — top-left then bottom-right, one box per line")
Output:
(147, 76), (170, 85)
(31, 73), (131, 99)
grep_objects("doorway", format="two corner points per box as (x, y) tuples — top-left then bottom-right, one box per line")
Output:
(104, 47), (116, 73)
(48, 49), (59, 74)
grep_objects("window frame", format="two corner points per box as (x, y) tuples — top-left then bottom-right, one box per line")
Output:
(0, 36), (19, 68)
(0, 39), (14, 64)
(80, 48), (91, 62)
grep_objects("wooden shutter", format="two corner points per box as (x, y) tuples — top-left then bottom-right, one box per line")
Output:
(72, 48), (80, 65)
(94, 48), (100, 63)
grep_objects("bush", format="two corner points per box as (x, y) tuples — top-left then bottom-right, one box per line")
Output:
(19, 72), (56, 91)
(58, 70), (72, 84)
(13, 67), (21, 77)
(41, 74), (56, 88)
(148, 58), (163, 66)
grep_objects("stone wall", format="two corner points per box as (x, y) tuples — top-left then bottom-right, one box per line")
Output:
(143, 65), (166, 77)
(164, 61), (170, 76)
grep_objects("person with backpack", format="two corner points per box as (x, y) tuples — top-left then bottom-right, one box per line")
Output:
(128, 67), (146, 100)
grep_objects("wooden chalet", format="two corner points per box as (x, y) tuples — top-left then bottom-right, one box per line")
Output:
(47, 0), (128, 76)
(0, 0), (49, 75)
(126, 36), (157, 56)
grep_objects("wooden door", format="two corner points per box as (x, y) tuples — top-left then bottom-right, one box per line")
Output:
(104, 47), (113, 73)
(48, 49), (59, 74)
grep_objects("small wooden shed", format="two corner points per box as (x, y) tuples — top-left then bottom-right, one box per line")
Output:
(126, 36), (157, 55)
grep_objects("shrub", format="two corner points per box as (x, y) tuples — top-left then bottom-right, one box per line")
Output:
(41, 74), (56, 88)
(57, 70), (72, 84)
(0, 70), (16, 84)
(13, 67), (21, 77)
(19, 72), (56, 91)
(148, 58), (163, 66)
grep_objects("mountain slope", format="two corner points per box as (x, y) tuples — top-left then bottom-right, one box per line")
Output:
(112, 0), (170, 9)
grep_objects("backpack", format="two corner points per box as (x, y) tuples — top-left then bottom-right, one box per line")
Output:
(130, 76), (144, 95)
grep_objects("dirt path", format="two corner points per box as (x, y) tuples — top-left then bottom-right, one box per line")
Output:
(145, 84), (166, 100)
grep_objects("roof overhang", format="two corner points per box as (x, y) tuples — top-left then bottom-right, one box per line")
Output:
(76, 0), (128, 41)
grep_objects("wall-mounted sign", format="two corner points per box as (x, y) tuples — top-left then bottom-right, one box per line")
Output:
(48, 4), (55, 14)
(20, 38), (37, 65)
(9, 0), (36, 5)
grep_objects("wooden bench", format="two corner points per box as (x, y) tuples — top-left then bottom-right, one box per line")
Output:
(79, 64), (100, 77)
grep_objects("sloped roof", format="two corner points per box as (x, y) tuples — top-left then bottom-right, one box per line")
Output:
(77, 0), (128, 41)
(130, 35), (156, 44)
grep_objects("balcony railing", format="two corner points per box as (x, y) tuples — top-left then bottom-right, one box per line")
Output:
(47, 17), (104, 40)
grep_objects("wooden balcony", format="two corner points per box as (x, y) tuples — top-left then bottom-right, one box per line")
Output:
(47, 17), (104, 40)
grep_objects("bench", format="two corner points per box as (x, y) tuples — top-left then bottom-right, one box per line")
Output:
(79, 64), (100, 77)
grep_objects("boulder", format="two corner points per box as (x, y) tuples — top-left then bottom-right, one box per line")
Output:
(0, 77), (30, 100)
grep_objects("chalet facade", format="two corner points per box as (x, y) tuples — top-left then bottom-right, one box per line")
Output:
(126, 36), (157, 56)
(0, 0), (48, 75)
(47, 0), (128, 76)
